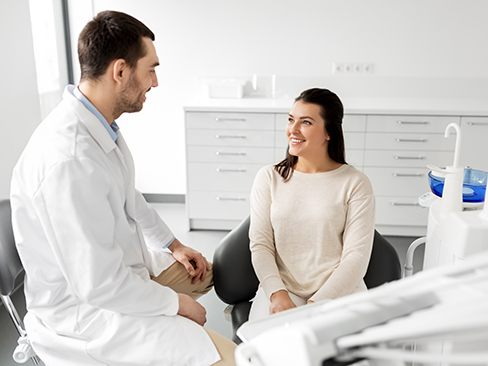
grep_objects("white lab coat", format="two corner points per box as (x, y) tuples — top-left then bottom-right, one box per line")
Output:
(10, 86), (220, 366)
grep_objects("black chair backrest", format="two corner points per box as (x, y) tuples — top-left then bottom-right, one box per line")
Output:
(364, 230), (402, 288)
(0, 199), (25, 296)
(213, 216), (402, 305)
(213, 216), (258, 304)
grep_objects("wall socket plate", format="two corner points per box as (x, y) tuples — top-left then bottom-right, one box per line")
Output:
(332, 62), (374, 74)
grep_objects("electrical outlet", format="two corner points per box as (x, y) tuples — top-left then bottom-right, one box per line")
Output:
(363, 63), (374, 73)
(332, 62), (344, 73)
(332, 62), (374, 75)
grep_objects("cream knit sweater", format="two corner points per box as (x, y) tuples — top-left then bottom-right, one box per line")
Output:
(249, 164), (375, 303)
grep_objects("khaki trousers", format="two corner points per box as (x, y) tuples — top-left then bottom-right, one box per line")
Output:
(153, 261), (236, 366)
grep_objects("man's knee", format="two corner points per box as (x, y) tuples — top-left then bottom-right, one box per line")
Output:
(153, 261), (214, 298)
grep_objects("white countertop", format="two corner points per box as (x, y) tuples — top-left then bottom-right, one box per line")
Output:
(184, 97), (488, 116)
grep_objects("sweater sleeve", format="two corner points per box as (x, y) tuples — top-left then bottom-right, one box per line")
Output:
(310, 174), (375, 302)
(249, 166), (287, 299)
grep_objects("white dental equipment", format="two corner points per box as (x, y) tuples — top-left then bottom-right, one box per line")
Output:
(423, 122), (464, 270)
(235, 252), (488, 366)
(405, 122), (488, 275)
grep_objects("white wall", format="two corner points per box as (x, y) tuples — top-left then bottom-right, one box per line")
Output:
(0, 0), (41, 199)
(67, 0), (488, 194)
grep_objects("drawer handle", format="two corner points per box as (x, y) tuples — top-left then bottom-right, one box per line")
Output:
(215, 117), (247, 122)
(216, 152), (247, 156)
(396, 120), (429, 125)
(392, 172), (424, 177)
(395, 138), (428, 143)
(216, 168), (247, 173)
(466, 121), (488, 127)
(216, 196), (247, 201)
(215, 134), (247, 139)
(394, 155), (426, 160)
(390, 201), (420, 207)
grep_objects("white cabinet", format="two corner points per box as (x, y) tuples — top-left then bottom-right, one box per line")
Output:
(364, 115), (459, 236)
(185, 111), (276, 230)
(185, 106), (485, 235)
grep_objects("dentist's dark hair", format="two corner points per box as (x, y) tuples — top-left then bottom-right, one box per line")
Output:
(275, 88), (346, 181)
(78, 10), (155, 81)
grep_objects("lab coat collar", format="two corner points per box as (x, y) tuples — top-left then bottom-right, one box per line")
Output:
(63, 85), (117, 154)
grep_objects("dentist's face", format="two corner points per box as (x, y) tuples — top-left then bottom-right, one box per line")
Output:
(287, 100), (330, 158)
(118, 37), (159, 113)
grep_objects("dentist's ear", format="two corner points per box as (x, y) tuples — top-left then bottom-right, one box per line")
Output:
(112, 59), (128, 84)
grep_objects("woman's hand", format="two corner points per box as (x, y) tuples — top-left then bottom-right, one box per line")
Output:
(269, 290), (296, 314)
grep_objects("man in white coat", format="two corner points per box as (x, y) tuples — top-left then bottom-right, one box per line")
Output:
(10, 10), (235, 366)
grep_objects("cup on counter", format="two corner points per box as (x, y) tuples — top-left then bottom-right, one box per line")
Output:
(246, 74), (278, 98)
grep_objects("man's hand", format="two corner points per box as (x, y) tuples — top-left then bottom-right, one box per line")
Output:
(269, 290), (296, 314)
(177, 293), (207, 325)
(168, 239), (210, 283)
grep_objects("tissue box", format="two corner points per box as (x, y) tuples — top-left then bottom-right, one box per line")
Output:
(207, 79), (244, 98)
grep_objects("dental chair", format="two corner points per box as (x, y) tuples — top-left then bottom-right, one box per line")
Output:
(213, 216), (402, 343)
(0, 199), (41, 364)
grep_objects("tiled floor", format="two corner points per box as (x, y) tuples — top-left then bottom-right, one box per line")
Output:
(0, 203), (423, 365)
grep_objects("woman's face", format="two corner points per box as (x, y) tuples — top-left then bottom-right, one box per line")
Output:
(287, 100), (329, 158)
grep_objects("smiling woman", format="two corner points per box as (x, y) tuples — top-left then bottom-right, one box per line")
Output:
(276, 88), (347, 180)
(248, 88), (376, 321)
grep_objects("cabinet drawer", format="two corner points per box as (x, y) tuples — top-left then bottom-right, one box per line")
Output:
(364, 150), (454, 168)
(275, 113), (366, 132)
(460, 117), (488, 170)
(274, 114), (288, 131)
(187, 191), (249, 220)
(366, 115), (459, 133)
(375, 196), (427, 226)
(364, 167), (429, 197)
(346, 150), (364, 167)
(187, 162), (261, 191)
(345, 132), (366, 149)
(365, 133), (453, 151)
(344, 115), (367, 132)
(275, 131), (365, 149)
(186, 129), (275, 147)
(187, 146), (275, 164)
(462, 116), (488, 126)
(186, 112), (274, 130)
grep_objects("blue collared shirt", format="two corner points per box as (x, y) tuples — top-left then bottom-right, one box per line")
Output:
(72, 85), (119, 142)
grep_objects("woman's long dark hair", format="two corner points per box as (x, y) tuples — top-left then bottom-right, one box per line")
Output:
(274, 88), (346, 181)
